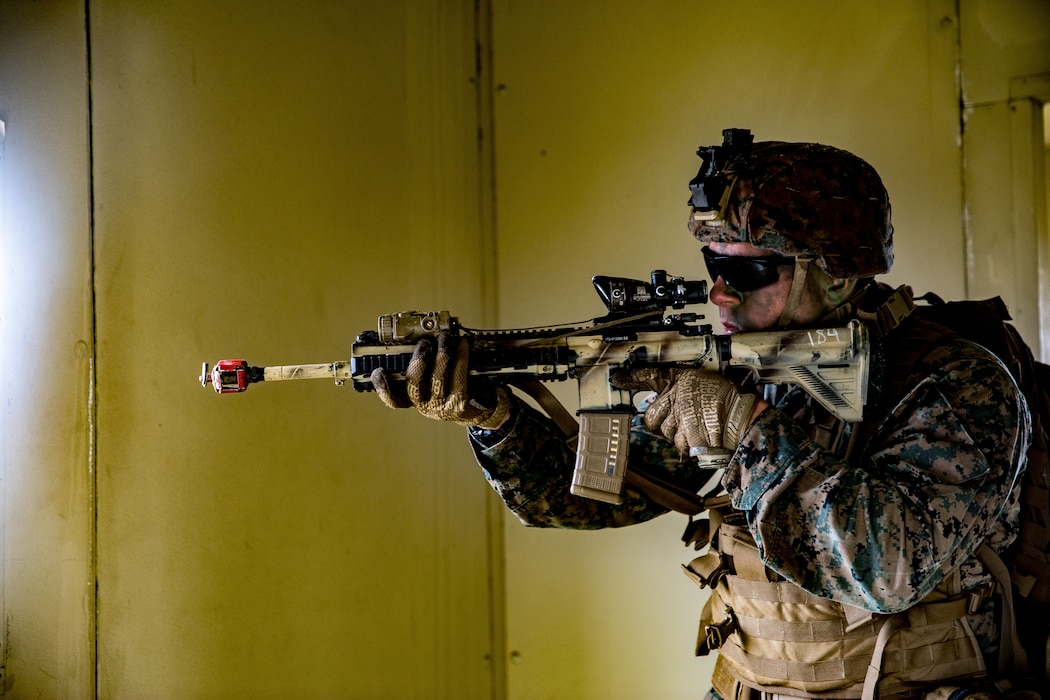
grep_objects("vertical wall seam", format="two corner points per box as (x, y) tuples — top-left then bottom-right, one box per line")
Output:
(953, 0), (972, 299)
(82, 1), (99, 698)
(472, 1), (508, 698)
(475, 0), (500, 323)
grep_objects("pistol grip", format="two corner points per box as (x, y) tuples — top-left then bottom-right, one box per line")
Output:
(570, 412), (632, 504)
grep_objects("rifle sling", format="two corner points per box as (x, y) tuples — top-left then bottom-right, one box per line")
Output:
(624, 463), (707, 516)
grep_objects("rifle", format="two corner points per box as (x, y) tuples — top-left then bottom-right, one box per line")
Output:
(200, 270), (870, 505)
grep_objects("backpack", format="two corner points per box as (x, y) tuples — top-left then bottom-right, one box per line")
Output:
(881, 292), (1050, 687)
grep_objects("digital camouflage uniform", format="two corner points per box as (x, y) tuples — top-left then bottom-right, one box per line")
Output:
(467, 285), (1030, 697)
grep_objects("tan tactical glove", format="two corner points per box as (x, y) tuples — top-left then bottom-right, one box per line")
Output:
(613, 368), (756, 455)
(370, 331), (510, 429)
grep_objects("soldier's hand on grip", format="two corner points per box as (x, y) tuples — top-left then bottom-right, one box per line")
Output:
(371, 331), (510, 429)
(614, 368), (755, 455)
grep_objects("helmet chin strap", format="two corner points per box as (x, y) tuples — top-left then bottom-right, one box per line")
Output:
(775, 258), (812, 328)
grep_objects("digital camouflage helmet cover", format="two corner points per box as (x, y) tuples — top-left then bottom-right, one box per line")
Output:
(689, 128), (894, 279)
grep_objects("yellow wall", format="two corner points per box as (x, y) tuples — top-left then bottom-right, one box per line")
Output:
(4, 1), (503, 698)
(0, 1), (1047, 699)
(88, 2), (500, 698)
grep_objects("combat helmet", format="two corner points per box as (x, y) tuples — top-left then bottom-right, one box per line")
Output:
(688, 128), (894, 279)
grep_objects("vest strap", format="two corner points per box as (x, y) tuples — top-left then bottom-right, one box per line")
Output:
(977, 543), (1028, 677)
(682, 552), (727, 590)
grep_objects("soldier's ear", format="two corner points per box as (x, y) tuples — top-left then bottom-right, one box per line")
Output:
(822, 276), (857, 306)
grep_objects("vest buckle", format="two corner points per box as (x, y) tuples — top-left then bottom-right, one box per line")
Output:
(704, 610), (737, 650)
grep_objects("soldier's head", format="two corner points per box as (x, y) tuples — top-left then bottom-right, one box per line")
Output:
(687, 129), (893, 332)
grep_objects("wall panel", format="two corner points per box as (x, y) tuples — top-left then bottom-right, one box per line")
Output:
(90, 2), (497, 697)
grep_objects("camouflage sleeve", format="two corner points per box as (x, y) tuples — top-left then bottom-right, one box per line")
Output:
(724, 337), (1029, 613)
(469, 395), (707, 529)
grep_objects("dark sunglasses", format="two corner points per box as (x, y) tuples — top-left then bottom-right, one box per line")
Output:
(701, 246), (795, 292)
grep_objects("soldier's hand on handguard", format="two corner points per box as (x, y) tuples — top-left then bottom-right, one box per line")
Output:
(612, 368), (757, 455)
(370, 331), (511, 429)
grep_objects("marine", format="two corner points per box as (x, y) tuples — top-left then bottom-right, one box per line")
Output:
(372, 129), (1033, 699)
